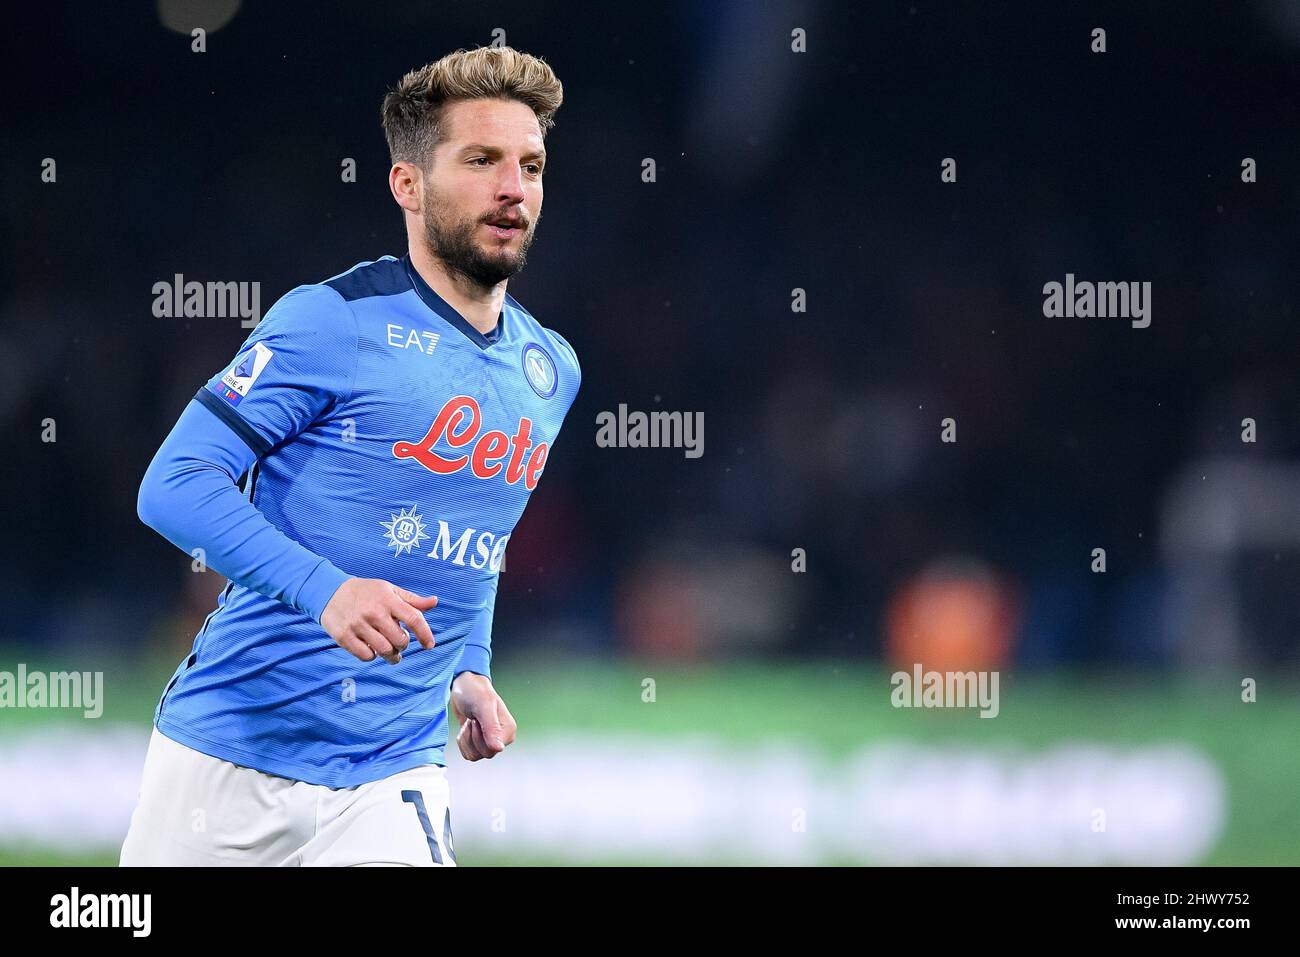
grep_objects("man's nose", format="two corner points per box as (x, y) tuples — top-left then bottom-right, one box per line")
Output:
(495, 164), (527, 202)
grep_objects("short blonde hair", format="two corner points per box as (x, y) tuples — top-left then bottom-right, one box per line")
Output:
(382, 46), (564, 168)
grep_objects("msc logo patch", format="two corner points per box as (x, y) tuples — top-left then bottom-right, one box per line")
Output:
(381, 504), (430, 557)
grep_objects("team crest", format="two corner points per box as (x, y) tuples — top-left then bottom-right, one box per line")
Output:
(381, 504), (429, 556)
(521, 342), (557, 399)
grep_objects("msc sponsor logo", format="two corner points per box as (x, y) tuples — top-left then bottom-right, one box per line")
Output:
(428, 520), (509, 572)
(393, 395), (550, 491)
(381, 504), (430, 556)
(381, 505), (508, 572)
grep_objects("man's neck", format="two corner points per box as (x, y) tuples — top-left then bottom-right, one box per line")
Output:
(407, 243), (506, 336)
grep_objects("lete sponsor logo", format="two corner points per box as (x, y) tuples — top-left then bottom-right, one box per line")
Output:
(393, 395), (549, 490)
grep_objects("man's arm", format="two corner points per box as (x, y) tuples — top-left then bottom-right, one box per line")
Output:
(448, 572), (516, 760)
(138, 396), (438, 663)
(452, 570), (497, 680)
(139, 283), (436, 663)
(137, 396), (350, 622)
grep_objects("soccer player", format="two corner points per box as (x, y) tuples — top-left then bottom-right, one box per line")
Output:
(120, 47), (577, 866)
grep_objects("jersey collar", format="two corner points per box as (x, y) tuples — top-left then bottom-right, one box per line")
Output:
(402, 253), (503, 350)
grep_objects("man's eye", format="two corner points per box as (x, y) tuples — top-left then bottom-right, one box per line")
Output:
(470, 157), (490, 166)
(526, 164), (543, 175)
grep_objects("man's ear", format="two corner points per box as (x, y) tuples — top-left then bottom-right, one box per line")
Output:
(389, 161), (423, 214)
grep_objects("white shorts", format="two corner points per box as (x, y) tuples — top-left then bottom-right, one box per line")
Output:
(119, 728), (456, 867)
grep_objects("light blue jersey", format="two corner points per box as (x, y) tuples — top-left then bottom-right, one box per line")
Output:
(138, 255), (579, 786)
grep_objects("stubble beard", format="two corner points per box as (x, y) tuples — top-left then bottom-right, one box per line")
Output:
(421, 184), (537, 290)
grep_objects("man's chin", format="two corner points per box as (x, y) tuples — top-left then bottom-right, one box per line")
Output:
(457, 257), (522, 287)
(476, 248), (526, 277)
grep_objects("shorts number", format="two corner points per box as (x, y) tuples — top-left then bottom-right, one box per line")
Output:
(401, 789), (457, 865)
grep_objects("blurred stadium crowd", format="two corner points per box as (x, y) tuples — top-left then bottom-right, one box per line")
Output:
(3, 1), (1299, 674)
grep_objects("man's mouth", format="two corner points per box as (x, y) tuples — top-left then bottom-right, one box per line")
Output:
(485, 218), (523, 239)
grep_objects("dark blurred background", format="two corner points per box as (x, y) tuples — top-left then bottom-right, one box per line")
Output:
(2, 1), (1299, 865)
(6, 0), (1300, 670)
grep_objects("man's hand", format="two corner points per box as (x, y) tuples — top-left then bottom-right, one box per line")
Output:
(451, 672), (517, 761)
(320, 578), (437, 665)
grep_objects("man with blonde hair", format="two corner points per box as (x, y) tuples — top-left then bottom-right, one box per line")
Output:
(122, 46), (578, 866)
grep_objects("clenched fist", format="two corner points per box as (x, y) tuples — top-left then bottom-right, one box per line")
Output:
(451, 672), (517, 761)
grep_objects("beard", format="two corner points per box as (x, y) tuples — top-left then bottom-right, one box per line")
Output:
(421, 184), (536, 289)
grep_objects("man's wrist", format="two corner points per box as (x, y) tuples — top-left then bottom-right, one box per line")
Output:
(454, 644), (492, 682)
(298, 562), (352, 624)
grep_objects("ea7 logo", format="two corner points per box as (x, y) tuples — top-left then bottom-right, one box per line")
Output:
(387, 323), (440, 354)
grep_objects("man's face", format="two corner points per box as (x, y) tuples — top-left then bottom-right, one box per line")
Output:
(421, 97), (545, 288)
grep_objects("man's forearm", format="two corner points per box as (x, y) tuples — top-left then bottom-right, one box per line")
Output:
(137, 398), (350, 622)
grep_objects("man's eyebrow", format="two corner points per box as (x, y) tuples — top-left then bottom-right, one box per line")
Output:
(458, 143), (547, 162)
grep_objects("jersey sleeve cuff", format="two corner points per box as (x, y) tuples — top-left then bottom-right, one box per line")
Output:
(454, 644), (492, 681)
(295, 560), (352, 624)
